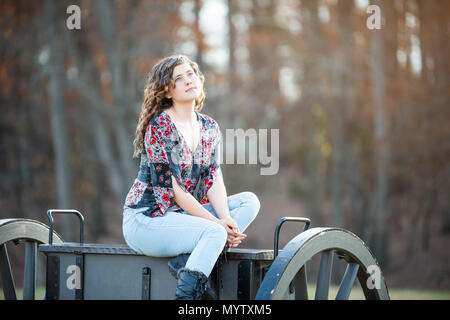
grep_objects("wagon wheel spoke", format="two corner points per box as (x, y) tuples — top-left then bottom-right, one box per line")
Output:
(314, 250), (334, 300)
(0, 243), (17, 300)
(335, 262), (359, 300)
(294, 265), (308, 300)
(23, 241), (37, 300)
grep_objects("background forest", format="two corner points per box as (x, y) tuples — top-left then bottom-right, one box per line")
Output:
(1, 0), (449, 293)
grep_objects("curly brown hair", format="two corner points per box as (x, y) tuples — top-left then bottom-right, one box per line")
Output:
(133, 54), (206, 158)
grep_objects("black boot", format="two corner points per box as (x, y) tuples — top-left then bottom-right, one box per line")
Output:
(168, 254), (217, 300)
(175, 268), (209, 300)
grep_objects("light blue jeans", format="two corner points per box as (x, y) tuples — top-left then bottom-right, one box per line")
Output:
(122, 191), (260, 277)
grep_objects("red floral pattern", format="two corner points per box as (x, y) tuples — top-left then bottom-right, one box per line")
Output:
(125, 179), (148, 206)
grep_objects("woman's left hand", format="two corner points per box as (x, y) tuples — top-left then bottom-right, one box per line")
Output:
(220, 217), (246, 247)
(220, 217), (239, 233)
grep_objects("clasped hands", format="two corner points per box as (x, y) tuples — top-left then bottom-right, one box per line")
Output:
(218, 217), (246, 248)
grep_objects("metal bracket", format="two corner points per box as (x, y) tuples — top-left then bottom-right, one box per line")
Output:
(75, 254), (84, 300)
(46, 209), (84, 245)
(274, 217), (311, 258)
(46, 255), (60, 300)
(238, 261), (268, 300)
(237, 261), (252, 300)
(141, 267), (151, 300)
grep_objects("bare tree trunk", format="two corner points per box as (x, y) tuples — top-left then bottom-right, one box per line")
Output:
(301, 0), (324, 227)
(90, 159), (107, 240)
(95, 0), (136, 190)
(62, 22), (128, 200)
(17, 100), (37, 220)
(89, 105), (130, 198)
(193, 0), (205, 72)
(247, 0), (282, 129)
(329, 0), (356, 284)
(225, 0), (238, 128)
(441, 167), (450, 234)
(44, 0), (74, 240)
(368, 0), (390, 267)
(15, 16), (38, 221)
(330, 0), (355, 228)
(421, 178), (437, 251)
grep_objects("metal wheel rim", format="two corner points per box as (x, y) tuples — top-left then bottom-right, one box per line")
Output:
(0, 219), (63, 245)
(256, 227), (390, 300)
(0, 219), (63, 300)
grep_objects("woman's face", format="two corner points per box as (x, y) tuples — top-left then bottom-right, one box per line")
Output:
(167, 62), (202, 104)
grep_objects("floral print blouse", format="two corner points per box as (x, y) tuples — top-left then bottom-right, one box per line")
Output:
(123, 109), (222, 217)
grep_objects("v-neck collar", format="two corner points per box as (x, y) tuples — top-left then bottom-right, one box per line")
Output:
(162, 110), (202, 155)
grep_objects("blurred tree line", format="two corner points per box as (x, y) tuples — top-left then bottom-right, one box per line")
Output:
(0, 0), (449, 287)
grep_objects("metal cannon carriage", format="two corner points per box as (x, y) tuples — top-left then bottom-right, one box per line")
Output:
(0, 209), (389, 300)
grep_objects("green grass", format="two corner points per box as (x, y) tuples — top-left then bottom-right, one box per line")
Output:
(307, 284), (450, 300)
(0, 286), (46, 300)
(1, 286), (449, 300)
(383, 287), (450, 300)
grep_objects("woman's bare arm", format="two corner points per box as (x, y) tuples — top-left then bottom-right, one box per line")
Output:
(171, 175), (222, 224)
(207, 170), (247, 246)
(206, 170), (231, 219)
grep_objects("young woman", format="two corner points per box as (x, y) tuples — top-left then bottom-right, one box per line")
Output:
(122, 54), (260, 300)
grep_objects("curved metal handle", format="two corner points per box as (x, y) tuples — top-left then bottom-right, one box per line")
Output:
(46, 209), (84, 245)
(273, 217), (310, 259)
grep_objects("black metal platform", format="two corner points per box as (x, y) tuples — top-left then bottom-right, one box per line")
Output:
(39, 242), (275, 261)
(37, 242), (275, 300)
